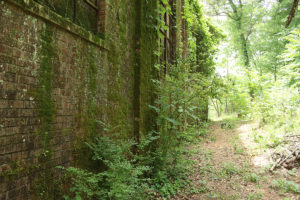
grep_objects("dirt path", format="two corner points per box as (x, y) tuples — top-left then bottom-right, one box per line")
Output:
(173, 121), (300, 200)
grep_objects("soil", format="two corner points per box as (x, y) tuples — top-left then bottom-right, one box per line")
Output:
(172, 121), (300, 200)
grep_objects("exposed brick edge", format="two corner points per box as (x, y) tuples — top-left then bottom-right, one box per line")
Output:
(98, 0), (106, 33)
(5, 0), (108, 50)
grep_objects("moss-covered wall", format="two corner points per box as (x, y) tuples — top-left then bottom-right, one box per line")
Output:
(105, 0), (135, 139)
(105, 0), (159, 141)
(0, 0), (107, 199)
(139, 0), (159, 136)
(0, 0), (187, 198)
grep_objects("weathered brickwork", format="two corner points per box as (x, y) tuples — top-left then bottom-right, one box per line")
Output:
(0, 0), (108, 199)
(0, 0), (168, 198)
(98, 0), (106, 33)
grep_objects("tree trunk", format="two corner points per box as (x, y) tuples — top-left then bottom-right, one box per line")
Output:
(286, 0), (299, 28)
(169, 0), (177, 65)
(212, 99), (221, 118)
(225, 96), (228, 114)
(274, 65), (277, 82)
(241, 34), (250, 67)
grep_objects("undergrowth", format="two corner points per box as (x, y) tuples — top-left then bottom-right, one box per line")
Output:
(271, 179), (300, 195)
(58, 122), (205, 199)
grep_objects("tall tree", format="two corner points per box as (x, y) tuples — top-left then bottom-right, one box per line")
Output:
(203, 0), (263, 68)
(250, 0), (300, 80)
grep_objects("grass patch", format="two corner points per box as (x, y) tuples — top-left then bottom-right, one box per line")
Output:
(246, 192), (263, 200)
(271, 179), (300, 195)
(188, 180), (209, 194)
(233, 143), (245, 155)
(206, 192), (239, 200)
(209, 135), (216, 142)
(220, 162), (241, 176)
(221, 120), (235, 129)
(244, 173), (260, 183)
(251, 128), (284, 149)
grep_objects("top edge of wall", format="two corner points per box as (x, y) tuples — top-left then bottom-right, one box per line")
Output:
(5, 0), (108, 50)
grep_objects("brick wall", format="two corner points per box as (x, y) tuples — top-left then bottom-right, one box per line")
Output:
(98, 0), (106, 33)
(0, 0), (108, 199)
(0, 0), (164, 198)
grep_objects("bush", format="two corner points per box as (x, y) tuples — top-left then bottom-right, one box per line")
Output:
(60, 137), (150, 200)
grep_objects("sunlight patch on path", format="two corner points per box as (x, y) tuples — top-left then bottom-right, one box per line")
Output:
(238, 122), (271, 168)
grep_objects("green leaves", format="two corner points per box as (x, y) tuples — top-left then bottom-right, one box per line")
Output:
(280, 25), (300, 88)
(272, 179), (300, 194)
(61, 137), (150, 200)
(164, 117), (182, 126)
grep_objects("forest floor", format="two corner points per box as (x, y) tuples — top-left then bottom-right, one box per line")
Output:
(173, 121), (300, 200)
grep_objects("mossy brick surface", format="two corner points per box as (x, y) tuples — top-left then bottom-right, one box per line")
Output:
(0, 0), (181, 199)
(0, 1), (107, 198)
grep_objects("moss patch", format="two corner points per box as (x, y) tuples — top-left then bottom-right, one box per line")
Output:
(37, 23), (55, 159)
(33, 23), (60, 200)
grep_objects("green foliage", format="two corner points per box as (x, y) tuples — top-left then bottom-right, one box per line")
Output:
(250, 0), (300, 76)
(185, 0), (223, 74)
(205, 1), (300, 151)
(60, 121), (201, 199)
(60, 167), (104, 200)
(221, 121), (234, 129)
(148, 73), (201, 196)
(280, 25), (300, 88)
(33, 171), (63, 200)
(60, 136), (150, 200)
(233, 143), (245, 155)
(250, 76), (299, 148)
(271, 179), (300, 195)
(204, 0), (300, 120)
(244, 173), (260, 183)
(188, 180), (209, 194)
(220, 162), (241, 177)
(246, 192), (263, 200)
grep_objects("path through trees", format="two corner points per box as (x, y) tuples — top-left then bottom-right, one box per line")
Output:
(174, 121), (300, 200)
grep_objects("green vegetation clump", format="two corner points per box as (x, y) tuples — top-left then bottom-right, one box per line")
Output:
(59, 137), (150, 200)
(244, 173), (260, 183)
(220, 162), (241, 177)
(59, 121), (201, 199)
(221, 120), (235, 129)
(271, 179), (300, 195)
(246, 192), (263, 200)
